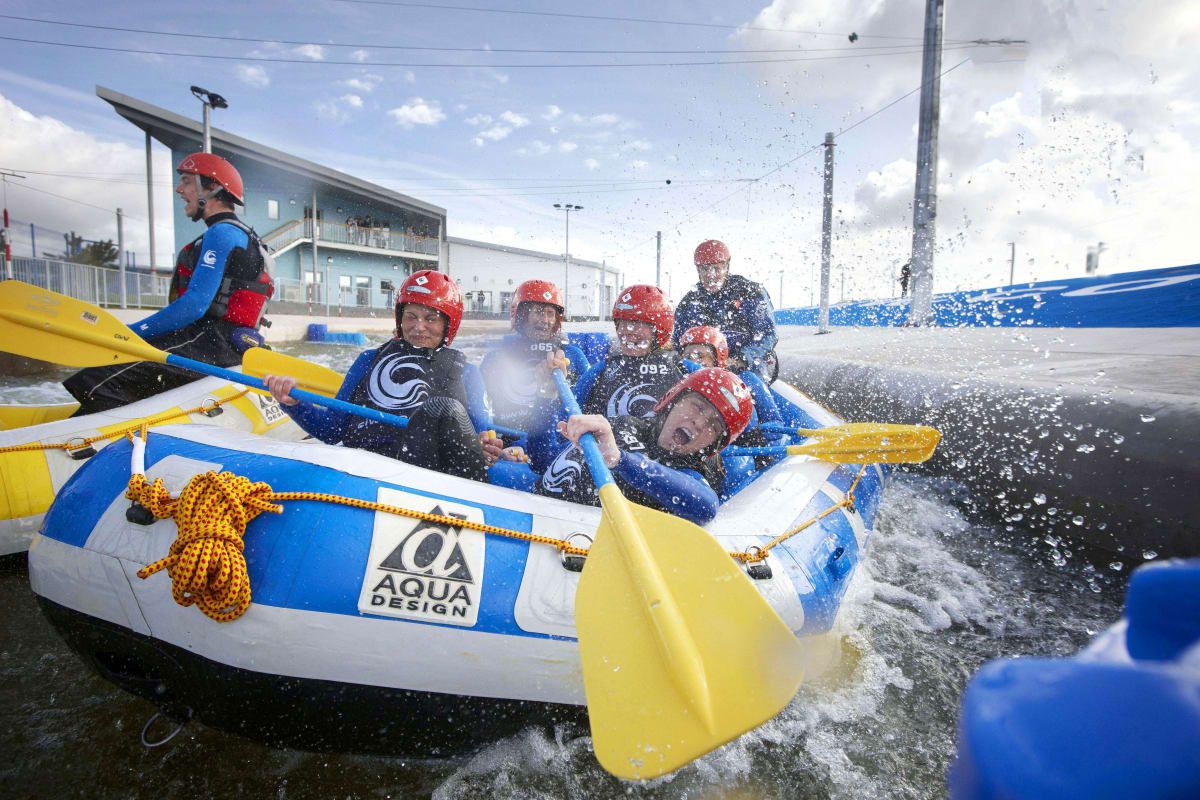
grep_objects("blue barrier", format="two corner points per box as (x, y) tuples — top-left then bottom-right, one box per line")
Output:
(776, 263), (1200, 328)
(307, 323), (368, 346)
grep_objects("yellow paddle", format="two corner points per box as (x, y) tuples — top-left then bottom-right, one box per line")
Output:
(242, 347), (343, 398)
(732, 422), (941, 464)
(551, 368), (805, 780)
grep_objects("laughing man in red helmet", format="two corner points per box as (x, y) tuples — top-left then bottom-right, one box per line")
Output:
(264, 270), (495, 481)
(64, 152), (273, 415)
(673, 240), (779, 382)
(526, 367), (755, 524)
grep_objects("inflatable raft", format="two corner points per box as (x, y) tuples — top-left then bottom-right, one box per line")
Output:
(29, 382), (886, 756)
(1, 376), (302, 557)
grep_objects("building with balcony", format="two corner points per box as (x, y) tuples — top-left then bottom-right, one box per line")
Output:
(98, 85), (447, 315)
(446, 237), (622, 320)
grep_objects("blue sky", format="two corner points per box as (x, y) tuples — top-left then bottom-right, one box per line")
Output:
(1, 0), (1197, 307)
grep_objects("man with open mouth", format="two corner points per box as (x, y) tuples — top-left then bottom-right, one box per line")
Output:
(527, 366), (755, 524)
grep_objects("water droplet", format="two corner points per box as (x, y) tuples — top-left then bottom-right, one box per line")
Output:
(1140, 414), (1156, 423)
(1047, 507), (1058, 516)
(1143, 550), (1157, 560)
(1113, 434), (1125, 444)
(954, 457), (967, 469)
(1034, 493), (1047, 505)
(1076, 443), (1095, 453)
(1051, 550), (1067, 566)
(1072, 516), (1084, 526)
(1108, 561), (1124, 571)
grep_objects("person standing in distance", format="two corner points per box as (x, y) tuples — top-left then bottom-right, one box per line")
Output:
(64, 153), (273, 415)
(673, 240), (778, 383)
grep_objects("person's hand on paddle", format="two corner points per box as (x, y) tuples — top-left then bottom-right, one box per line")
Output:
(535, 348), (570, 395)
(557, 413), (621, 468)
(263, 374), (300, 407)
(478, 431), (504, 467)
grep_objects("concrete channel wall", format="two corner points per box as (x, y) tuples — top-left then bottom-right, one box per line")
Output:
(775, 327), (1200, 559)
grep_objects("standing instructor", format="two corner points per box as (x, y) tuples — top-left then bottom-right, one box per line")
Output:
(64, 153), (274, 415)
(672, 239), (778, 382)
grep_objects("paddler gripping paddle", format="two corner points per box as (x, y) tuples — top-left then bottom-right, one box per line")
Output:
(241, 347), (527, 440)
(550, 367), (805, 780)
(731, 421), (941, 464)
(0, 281), (413, 431)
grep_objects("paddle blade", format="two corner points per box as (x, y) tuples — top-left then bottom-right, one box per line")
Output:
(575, 492), (805, 780)
(795, 422), (941, 464)
(242, 348), (343, 398)
(0, 281), (164, 367)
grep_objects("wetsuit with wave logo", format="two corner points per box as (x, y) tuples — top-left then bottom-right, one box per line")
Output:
(574, 349), (686, 420)
(528, 409), (723, 524)
(282, 337), (488, 481)
(478, 335), (589, 432)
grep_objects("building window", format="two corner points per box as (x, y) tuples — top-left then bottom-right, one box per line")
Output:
(267, 199), (279, 220)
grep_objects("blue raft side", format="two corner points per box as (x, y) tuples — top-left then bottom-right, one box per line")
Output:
(950, 558), (1200, 799)
(41, 435), (554, 641)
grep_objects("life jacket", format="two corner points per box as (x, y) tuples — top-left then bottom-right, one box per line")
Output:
(480, 336), (567, 429)
(582, 349), (686, 419)
(169, 217), (275, 328)
(341, 337), (468, 457)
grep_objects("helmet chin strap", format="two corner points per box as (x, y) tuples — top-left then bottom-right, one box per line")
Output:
(189, 173), (224, 222)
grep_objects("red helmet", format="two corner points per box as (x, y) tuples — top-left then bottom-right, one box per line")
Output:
(510, 279), (565, 333)
(612, 284), (673, 348)
(396, 270), (464, 345)
(176, 153), (244, 205)
(694, 239), (731, 267)
(679, 326), (729, 367)
(654, 367), (754, 449)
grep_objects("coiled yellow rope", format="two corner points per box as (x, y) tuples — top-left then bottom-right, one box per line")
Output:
(129, 471), (281, 622)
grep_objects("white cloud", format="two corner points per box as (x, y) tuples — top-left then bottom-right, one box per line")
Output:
(404, 71), (416, 84)
(494, 73), (510, 84)
(237, 65), (270, 88)
(340, 94), (364, 109)
(455, 103), (468, 112)
(315, 101), (348, 124)
(621, 139), (652, 151)
(543, 105), (563, 121)
(343, 75), (382, 92)
(350, 49), (369, 63)
(465, 114), (493, 127)
(478, 125), (514, 141)
(629, 160), (649, 171)
(584, 158), (600, 170)
(294, 44), (325, 60)
(387, 98), (446, 129)
(517, 140), (552, 156)
(558, 141), (578, 153)
(499, 110), (530, 128)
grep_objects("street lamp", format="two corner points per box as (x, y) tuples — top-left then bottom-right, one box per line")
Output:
(190, 86), (228, 154)
(553, 203), (582, 320)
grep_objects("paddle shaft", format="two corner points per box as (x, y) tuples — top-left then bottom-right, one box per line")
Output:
(551, 368), (717, 731)
(164, 352), (414, 429)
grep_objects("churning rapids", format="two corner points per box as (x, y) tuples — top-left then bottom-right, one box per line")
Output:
(0, 337), (1126, 799)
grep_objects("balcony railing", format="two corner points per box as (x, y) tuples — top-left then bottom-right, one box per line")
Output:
(261, 218), (439, 258)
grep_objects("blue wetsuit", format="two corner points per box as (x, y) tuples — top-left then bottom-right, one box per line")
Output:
(674, 274), (778, 380)
(477, 334), (589, 435)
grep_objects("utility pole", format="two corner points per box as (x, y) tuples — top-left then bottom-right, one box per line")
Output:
(818, 132), (835, 334)
(655, 230), (662, 287)
(1008, 241), (1016, 286)
(907, 0), (945, 325)
(117, 207), (126, 309)
(1, 169), (26, 279)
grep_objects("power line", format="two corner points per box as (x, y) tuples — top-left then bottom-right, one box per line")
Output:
(0, 33), (984, 68)
(325, 0), (956, 43)
(8, 180), (174, 232)
(0, 14), (967, 55)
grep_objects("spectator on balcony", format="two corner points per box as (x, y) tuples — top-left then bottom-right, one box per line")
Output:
(64, 153), (273, 415)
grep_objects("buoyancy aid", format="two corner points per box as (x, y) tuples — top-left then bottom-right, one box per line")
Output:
(582, 349), (686, 419)
(341, 337), (469, 456)
(169, 216), (274, 328)
(481, 337), (567, 429)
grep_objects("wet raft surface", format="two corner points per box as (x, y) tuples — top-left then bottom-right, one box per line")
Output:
(1, 472), (1123, 800)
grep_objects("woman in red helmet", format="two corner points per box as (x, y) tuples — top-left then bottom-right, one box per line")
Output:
(527, 367), (754, 524)
(264, 270), (495, 481)
(476, 279), (589, 434)
(64, 152), (273, 415)
(571, 284), (686, 420)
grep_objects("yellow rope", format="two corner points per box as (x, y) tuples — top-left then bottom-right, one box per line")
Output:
(130, 471), (280, 622)
(0, 390), (251, 456)
(126, 462), (868, 623)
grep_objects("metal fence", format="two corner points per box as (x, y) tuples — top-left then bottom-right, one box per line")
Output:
(300, 219), (439, 256)
(5, 256), (170, 309)
(275, 276), (396, 310)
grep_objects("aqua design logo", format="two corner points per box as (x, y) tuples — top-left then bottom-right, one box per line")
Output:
(358, 489), (486, 627)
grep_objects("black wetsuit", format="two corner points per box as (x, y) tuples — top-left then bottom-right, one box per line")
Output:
(576, 349), (687, 419)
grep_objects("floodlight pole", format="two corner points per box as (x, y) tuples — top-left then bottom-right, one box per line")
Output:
(554, 203), (582, 320)
(907, 0), (945, 325)
(191, 86), (228, 154)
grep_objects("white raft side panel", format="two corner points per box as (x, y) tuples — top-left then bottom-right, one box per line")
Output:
(773, 381), (844, 429)
(28, 534), (151, 636)
(512, 515), (582, 638)
(0, 516), (39, 556)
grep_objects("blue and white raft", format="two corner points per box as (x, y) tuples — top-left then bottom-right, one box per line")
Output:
(29, 382), (886, 756)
